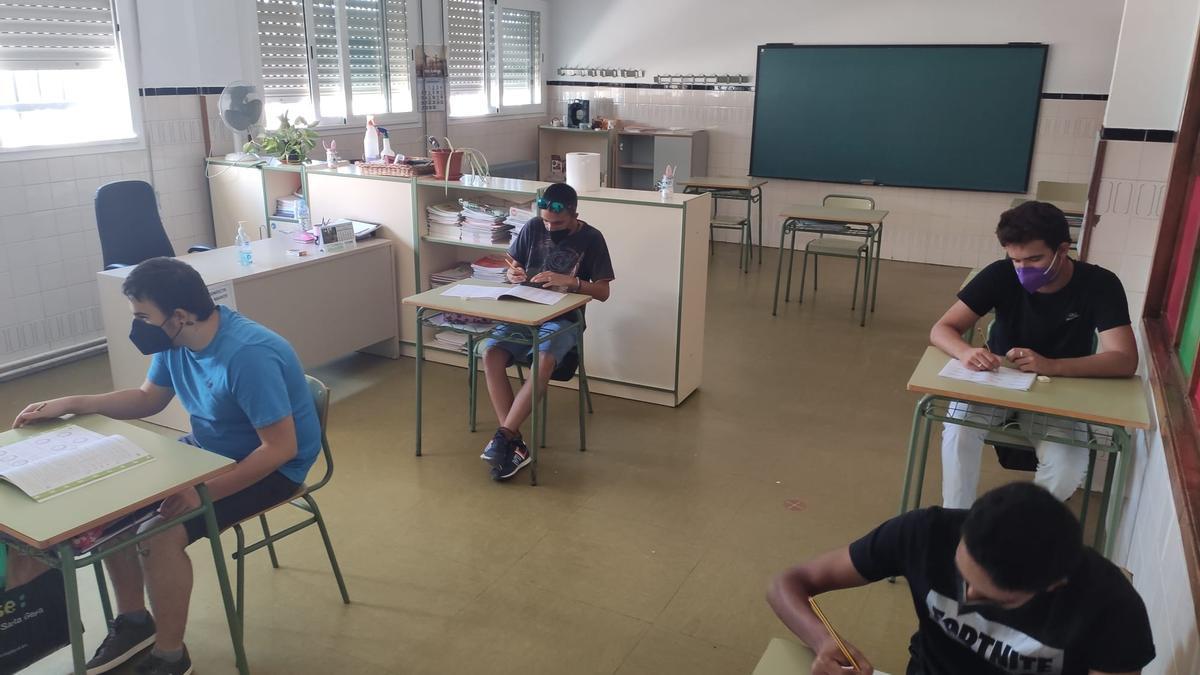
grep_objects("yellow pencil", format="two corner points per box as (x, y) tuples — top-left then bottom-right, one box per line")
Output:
(809, 596), (861, 671)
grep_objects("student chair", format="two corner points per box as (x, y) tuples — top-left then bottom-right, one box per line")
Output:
(466, 321), (592, 452)
(95, 180), (211, 270)
(228, 376), (350, 637)
(789, 195), (874, 311)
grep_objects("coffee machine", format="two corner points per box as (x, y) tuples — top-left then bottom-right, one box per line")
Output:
(567, 99), (590, 129)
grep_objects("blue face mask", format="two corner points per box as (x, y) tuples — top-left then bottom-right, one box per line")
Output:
(129, 317), (179, 355)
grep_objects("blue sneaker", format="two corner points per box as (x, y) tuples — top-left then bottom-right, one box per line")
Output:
(491, 440), (532, 481)
(480, 429), (510, 466)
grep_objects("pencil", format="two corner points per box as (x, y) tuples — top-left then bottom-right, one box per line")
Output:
(32, 402), (46, 413)
(809, 596), (860, 671)
(503, 254), (520, 270)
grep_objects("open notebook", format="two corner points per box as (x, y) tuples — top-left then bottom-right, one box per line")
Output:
(0, 425), (154, 502)
(440, 283), (566, 305)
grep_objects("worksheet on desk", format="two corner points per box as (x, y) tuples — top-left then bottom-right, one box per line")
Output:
(937, 359), (1037, 391)
(441, 284), (566, 305)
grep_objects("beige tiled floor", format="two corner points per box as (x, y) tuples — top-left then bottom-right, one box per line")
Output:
(7, 245), (1013, 674)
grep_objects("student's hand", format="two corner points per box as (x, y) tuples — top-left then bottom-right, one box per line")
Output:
(812, 637), (873, 674)
(12, 398), (73, 429)
(506, 265), (527, 284)
(958, 347), (1001, 372)
(530, 271), (575, 290)
(158, 487), (201, 520)
(1007, 348), (1055, 375)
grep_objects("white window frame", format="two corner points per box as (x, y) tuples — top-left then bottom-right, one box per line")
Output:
(0, 0), (145, 160)
(446, 0), (546, 119)
(249, 0), (421, 132)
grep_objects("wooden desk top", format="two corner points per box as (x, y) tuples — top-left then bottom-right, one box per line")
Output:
(752, 639), (815, 675)
(908, 347), (1151, 429)
(678, 176), (768, 190)
(98, 236), (392, 286)
(402, 280), (591, 326)
(780, 204), (889, 225)
(0, 416), (234, 549)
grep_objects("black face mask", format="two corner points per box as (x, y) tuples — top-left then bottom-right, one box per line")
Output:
(129, 317), (178, 355)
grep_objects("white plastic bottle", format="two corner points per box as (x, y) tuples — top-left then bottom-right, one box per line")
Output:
(296, 198), (310, 233)
(380, 128), (396, 163)
(235, 221), (252, 266)
(364, 115), (380, 162)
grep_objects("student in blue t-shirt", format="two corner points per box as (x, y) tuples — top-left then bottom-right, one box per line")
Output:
(12, 257), (321, 675)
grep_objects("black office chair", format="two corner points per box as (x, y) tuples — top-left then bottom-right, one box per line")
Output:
(95, 180), (211, 270)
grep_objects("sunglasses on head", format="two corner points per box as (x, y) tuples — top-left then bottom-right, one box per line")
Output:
(537, 197), (568, 213)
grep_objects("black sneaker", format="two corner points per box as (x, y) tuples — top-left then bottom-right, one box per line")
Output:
(135, 646), (193, 675)
(85, 614), (157, 674)
(491, 441), (532, 481)
(480, 429), (510, 466)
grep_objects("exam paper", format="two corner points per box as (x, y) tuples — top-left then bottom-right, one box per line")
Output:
(937, 359), (1037, 391)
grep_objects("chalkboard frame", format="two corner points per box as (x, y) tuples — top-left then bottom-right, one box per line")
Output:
(748, 43), (1049, 194)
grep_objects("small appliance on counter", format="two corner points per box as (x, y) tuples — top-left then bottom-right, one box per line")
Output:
(567, 99), (590, 129)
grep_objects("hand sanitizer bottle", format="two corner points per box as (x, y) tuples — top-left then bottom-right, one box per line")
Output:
(235, 221), (253, 266)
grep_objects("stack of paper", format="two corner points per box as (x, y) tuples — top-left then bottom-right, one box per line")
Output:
(427, 312), (495, 333)
(506, 203), (535, 236)
(471, 255), (509, 282)
(427, 202), (462, 240)
(432, 330), (469, 353)
(429, 262), (473, 287)
(459, 204), (510, 245)
(276, 196), (301, 218)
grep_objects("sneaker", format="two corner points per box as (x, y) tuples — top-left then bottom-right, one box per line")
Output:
(135, 646), (193, 675)
(491, 440), (532, 481)
(480, 429), (511, 466)
(85, 614), (157, 675)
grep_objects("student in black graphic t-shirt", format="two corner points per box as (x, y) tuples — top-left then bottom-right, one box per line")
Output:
(479, 183), (615, 481)
(929, 201), (1138, 508)
(767, 482), (1155, 675)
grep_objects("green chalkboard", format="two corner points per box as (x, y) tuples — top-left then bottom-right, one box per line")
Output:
(749, 44), (1048, 193)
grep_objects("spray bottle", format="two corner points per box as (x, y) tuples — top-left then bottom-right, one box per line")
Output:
(364, 115), (380, 162)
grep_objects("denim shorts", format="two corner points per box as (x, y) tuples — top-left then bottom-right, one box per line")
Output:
(482, 320), (577, 367)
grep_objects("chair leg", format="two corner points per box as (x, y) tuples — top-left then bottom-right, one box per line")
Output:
(540, 390), (548, 448)
(516, 364), (525, 384)
(813, 255), (819, 291)
(1079, 449), (1098, 532)
(851, 254), (861, 311)
(468, 336), (477, 433)
(798, 251), (810, 304)
(578, 366), (588, 451)
(233, 523), (246, 641)
(305, 494), (350, 604)
(94, 562), (114, 624)
(785, 231), (797, 302)
(260, 514), (280, 569)
(709, 225), (714, 256)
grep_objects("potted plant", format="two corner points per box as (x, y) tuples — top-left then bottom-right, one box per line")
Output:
(244, 112), (319, 163)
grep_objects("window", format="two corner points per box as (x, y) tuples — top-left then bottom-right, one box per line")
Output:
(0, 0), (136, 150)
(255, 0), (415, 128)
(446, 0), (544, 117)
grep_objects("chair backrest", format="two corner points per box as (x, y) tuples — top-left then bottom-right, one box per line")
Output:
(95, 180), (175, 269)
(823, 194), (875, 211)
(305, 375), (335, 492)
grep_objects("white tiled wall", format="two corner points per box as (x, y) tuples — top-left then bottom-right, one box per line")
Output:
(1115, 333), (1200, 675)
(549, 85), (1104, 269)
(1087, 140), (1175, 318)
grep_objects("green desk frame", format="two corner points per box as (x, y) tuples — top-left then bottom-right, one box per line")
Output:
(681, 182), (765, 272)
(774, 218), (881, 326)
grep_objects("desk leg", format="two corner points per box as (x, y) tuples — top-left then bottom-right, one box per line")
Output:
(1102, 433), (1131, 558)
(415, 309), (424, 457)
(58, 543), (87, 675)
(871, 225), (883, 313)
(529, 326), (540, 486)
(898, 396), (932, 516)
(745, 195), (753, 271)
(859, 236), (871, 327)
(756, 188), (764, 266)
(198, 484), (249, 675)
(772, 224), (788, 316)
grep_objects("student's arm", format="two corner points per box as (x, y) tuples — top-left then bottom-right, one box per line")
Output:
(767, 547), (875, 674)
(1007, 325), (1138, 377)
(931, 301), (1001, 371)
(12, 380), (174, 428)
(159, 415), (297, 517)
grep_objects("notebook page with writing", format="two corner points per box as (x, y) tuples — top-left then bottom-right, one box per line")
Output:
(937, 359), (1037, 391)
(0, 427), (155, 502)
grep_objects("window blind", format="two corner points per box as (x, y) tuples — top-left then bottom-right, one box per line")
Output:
(345, 0), (384, 100)
(446, 0), (486, 98)
(310, 0), (343, 105)
(0, 0), (118, 70)
(256, 0), (310, 103)
(383, 0), (410, 109)
(499, 7), (537, 106)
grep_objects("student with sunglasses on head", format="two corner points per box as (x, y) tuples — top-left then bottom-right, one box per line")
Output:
(479, 182), (614, 481)
(767, 482), (1154, 675)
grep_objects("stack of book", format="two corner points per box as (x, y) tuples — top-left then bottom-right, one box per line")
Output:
(506, 202), (535, 237)
(471, 255), (509, 282)
(427, 202), (462, 240)
(275, 195), (302, 218)
(429, 263), (473, 287)
(432, 330), (470, 353)
(459, 198), (512, 245)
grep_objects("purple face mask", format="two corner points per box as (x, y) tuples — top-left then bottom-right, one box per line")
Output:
(1015, 252), (1060, 293)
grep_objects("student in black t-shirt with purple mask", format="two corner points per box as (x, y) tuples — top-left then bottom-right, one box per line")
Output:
(929, 201), (1139, 509)
(767, 482), (1155, 675)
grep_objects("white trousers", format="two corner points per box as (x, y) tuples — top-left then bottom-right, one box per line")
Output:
(941, 401), (1090, 509)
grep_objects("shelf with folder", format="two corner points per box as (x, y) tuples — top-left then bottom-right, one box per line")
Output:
(421, 235), (511, 253)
